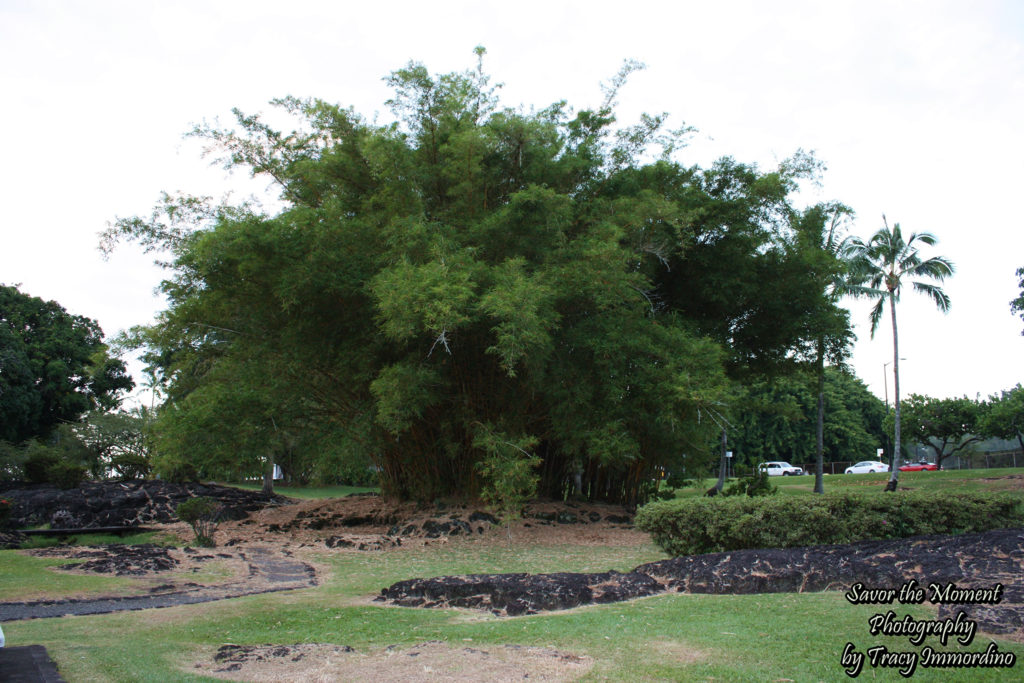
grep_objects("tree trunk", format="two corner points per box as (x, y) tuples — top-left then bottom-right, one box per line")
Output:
(814, 338), (825, 494)
(885, 295), (901, 492)
(262, 457), (275, 495)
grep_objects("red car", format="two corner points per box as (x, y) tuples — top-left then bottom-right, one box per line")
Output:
(898, 461), (939, 472)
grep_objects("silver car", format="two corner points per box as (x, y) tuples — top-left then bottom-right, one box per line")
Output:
(845, 460), (890, 474)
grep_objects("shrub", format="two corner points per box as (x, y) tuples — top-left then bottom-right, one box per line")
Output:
(332, 461), (379, 487)
(473, 426), (540, 545)
(635, 490), (1024, 557)
(157, 458), (200, 484)
(721, 471), (776, 497)
(664, 472), (693, 489)
(175, 496), (222, 547)
(110, 453), (152, 480)
(23, 450), (60, 484)
(0, 440), (27, 482)
(48, 461), (87, 489)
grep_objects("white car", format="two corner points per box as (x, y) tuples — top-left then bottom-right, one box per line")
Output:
(758, 461), (804, 476)
(845, 461), (890, 474)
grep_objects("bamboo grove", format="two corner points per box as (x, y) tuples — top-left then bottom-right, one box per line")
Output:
(105, 51), (850, 504)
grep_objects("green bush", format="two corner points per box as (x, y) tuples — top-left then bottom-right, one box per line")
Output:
(48, 460), (87, 489)
(22, 448), (86, 489)
(721, 471), (776, 497)
(110, 453), (152, 480)
(156, 458), (200, 484)
(635, 490), (1024, 557)
(175, 496), (222, 547)
(664, 472), (692, 489)
(23, 450), (60, 484)
(331, 461), (379, 487)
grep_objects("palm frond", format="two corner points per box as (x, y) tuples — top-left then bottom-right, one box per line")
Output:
(845, 283), (885, 299)
(907, 255), (954, 280)
(906, 231), (938, 247)
(912, 281), (951, 312)
(868, 297), (886, 338)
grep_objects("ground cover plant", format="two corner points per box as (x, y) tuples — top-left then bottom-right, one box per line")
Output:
(2, 472), (1023, 680)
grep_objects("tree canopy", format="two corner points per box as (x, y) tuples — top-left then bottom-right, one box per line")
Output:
(1012, 267), (1024, 335)
(105, 52), (850, 503)
(729, 367), (884, 468)
(893, 394), (983, 469)
(982, 384), (1024, 454)
(0, 284), (133, 444)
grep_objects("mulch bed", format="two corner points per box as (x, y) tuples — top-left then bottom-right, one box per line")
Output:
(1, 480), (289, 530)
(377, 527), (1024, 639)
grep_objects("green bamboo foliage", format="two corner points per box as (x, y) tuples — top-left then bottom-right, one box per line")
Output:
(105, 51), (842, 503)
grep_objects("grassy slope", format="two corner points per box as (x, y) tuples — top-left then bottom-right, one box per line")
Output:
(3, 472), (1023, 681)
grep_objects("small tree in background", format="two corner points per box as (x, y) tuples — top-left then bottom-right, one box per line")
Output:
(982, 384), (1024, 455)
(176, 496), (222, 547)
(473, 425), (540, 545)
(894, 394), (984, 469)
(1011, 267), (1024, 335)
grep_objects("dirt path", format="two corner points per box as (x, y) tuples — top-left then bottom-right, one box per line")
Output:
(0, 545), (316, 621)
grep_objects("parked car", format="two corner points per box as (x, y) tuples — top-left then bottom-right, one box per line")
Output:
(758, 461), (804, 476)
(898, 461), (939, 472)
(844, 461), (890, 474)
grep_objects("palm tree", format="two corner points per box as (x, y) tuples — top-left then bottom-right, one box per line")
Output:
(846, 217), (954, 491)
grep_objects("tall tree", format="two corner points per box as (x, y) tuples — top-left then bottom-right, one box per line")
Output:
(792, 202), (857, 493)
(847, 218), (954, 490)
(103, 51), (840, 504)
(645, 153), (851, 493)
(0, 285), (133, 444)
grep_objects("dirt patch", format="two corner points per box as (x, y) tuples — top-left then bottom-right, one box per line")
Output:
(190, 641), (593, 682)
(977, 474), (1024, 490)
(214, 495), (643, 550)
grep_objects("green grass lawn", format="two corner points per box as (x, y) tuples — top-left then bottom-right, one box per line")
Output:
(6, 539), (1021, 681)
(3, 470), (1023, 681)
(678, 467), (1024, 500)
(0, 531), (182, 601)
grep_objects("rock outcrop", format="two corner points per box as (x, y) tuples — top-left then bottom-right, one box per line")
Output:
(1, 480), (289, 529)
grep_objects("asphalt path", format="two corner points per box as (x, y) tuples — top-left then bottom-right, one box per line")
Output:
(0, 546), (316, 622)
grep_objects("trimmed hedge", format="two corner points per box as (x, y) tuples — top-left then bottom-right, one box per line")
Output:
(634, 491), (1024, 557)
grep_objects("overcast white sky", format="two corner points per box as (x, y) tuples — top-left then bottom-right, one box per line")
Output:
(2, 0), (1022, 408)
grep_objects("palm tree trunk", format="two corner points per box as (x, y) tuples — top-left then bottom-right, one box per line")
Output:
(886, 295), (901, 492)
(814, 338), (825, 494)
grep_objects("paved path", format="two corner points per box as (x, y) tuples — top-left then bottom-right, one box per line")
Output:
(0, 645), (65, 682)
(0, 547), (316, 622)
